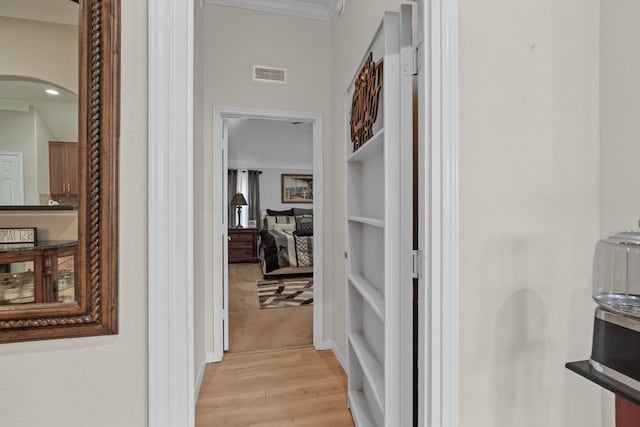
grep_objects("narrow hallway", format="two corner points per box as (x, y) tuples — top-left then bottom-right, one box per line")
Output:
(196, 346), (354, 426)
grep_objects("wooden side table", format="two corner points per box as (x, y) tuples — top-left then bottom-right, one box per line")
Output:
(228, 228), (258, 263)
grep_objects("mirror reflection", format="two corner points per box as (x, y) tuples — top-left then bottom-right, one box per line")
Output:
(0, 0), (79, 310)
(0, 0), (79, 207)
(0, 80), (78, 206)
(0, 261), (35, 305)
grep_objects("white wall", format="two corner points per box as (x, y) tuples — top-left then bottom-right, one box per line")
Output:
(0, 17), (78, 94)
(194, 0), (207, 393)
(227, 118), (313, 213)
(0, 1), (149, 425)
(459, 0), (606, 426)
(197, 4), (331, 358)
(34, 108), (54, 196)
(600, 0), (640, 237)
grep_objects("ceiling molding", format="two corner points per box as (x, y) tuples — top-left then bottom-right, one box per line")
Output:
(206, 0), (342, 21)
(228, 159), (313, 171)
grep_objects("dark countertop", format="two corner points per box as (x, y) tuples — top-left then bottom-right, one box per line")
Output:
(0, 205), (77, 211)
(0, 240), (78, 254)
(566, 360), (640, 406)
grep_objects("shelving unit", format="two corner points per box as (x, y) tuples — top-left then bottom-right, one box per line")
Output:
(345, 6), (414, 426)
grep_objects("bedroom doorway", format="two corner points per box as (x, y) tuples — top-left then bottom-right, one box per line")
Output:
(212, 106), (324, 361)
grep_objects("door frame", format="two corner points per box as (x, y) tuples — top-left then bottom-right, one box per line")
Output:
(211, 106), (325, 361)
(147, 0), (459, 425)
(416, 0), (459, 426)
(0, 151), (25, 205)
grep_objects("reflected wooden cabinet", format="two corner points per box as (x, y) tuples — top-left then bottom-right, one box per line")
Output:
(49, 141), (79, 196)
(0, 241), (77, 305)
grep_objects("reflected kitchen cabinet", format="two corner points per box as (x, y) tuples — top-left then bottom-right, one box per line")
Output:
(49, 141), (79, 197)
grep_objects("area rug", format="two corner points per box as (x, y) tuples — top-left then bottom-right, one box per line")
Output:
(257, 277), (314, 309)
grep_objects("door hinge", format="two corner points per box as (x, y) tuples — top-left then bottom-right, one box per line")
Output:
(411, 250), (423, 279)
(402, 45), (419, 76)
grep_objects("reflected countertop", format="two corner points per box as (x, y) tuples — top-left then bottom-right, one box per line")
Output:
(0, 240), (78, 254)
(0, 205), (77, 211)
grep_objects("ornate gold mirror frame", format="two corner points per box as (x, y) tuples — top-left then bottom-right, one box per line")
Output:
(0, 0), (120, 343)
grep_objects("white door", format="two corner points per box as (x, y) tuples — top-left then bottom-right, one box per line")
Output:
(0, 152), (24, 205)
(222, 119), (230, 351)
(345, 5), (415, 427)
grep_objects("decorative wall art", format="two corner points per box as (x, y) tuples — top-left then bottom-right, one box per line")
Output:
(281, 174), (313, 204)
(350, 52), (383, 152)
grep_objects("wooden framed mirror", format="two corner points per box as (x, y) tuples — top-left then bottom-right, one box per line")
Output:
(0, 0), (119, 342)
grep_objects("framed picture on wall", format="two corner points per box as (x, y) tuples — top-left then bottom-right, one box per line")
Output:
(281, 174), (313, 204)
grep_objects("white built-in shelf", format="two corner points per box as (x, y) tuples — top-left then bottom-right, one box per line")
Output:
(349, 274), (384, 321)
(347, 128), (384, 163)
(348, 390), (378, 427)
(349, 333), (384, 414)
(348, 216), (385, 229)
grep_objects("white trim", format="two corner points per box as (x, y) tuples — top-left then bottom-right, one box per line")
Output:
(417, 0), (459, 426)
(323, 339), (347, 372)
(228, 160), (313, 171)
(195, 360), (207, 401)
(148, 0), (195, 426)
(212, 106), (325, 360)
(206, 0), (336, 21)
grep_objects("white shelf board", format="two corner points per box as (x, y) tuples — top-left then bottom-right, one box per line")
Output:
(349, 274), (384, 321)
(348, 216), (385, 228)
(348, 390), (378, 427)
(349, 333), (384, 414)
(347, 128), (384, 163)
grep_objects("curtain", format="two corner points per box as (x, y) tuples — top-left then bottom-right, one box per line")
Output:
(247, 170), (262, 228)
(228, 169), (238, 227)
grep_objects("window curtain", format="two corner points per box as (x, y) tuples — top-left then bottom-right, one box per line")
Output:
(228, 169), (238, 227)
(247, 170), (262, 228)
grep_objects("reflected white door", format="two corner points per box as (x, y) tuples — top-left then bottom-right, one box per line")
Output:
(222, 119), (230, 351)
(345, 5), (414, 427)
(0, 152), (24, 205)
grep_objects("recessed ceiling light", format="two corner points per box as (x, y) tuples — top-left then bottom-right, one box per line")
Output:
(45, 89), (59, 96)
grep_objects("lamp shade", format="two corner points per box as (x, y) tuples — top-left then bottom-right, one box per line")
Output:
(230, 193), (248, 206)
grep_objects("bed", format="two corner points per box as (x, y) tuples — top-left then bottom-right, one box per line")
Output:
(258, 208), (314, 277)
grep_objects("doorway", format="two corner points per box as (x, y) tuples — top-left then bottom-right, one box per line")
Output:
(212, 106), (324, 362)
(0, 152), (24, 205)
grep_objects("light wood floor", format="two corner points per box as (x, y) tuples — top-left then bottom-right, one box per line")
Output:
(228, 263), (313, 352)
(196, 346), (354, 427)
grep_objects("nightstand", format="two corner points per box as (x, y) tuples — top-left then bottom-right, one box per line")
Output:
(228, 228), (258, 263)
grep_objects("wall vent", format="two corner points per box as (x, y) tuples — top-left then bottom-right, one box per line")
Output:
(253, 66), (287, 83)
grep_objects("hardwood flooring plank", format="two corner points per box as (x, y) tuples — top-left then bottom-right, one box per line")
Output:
(196, 347), (354, 427)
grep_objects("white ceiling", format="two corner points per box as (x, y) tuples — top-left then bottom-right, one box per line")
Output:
(0, 0), (79, 27)
(227, 118), (313, 169)
(205, 0), (344, 21)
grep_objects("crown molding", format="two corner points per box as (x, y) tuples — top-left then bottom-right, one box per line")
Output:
(206, 0), (343, 21)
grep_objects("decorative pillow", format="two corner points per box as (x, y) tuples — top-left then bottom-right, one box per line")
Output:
(294, 228), (313, 237)
(295, 215), (313, 231)
(293, 208), (313, 216)
(267, 208), (294, 216)
(273, 222), (296, 232)
(265, 215), (294, 230)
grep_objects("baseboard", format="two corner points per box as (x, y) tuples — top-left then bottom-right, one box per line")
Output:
(195, 359), (207, 401)
(206, 352), (219, 363)
(323, 339), (347, 372)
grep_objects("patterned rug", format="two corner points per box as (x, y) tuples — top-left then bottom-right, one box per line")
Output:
(257, 277), (314, 309)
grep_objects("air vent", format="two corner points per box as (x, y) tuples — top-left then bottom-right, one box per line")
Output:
(253, 66), (287, 83)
